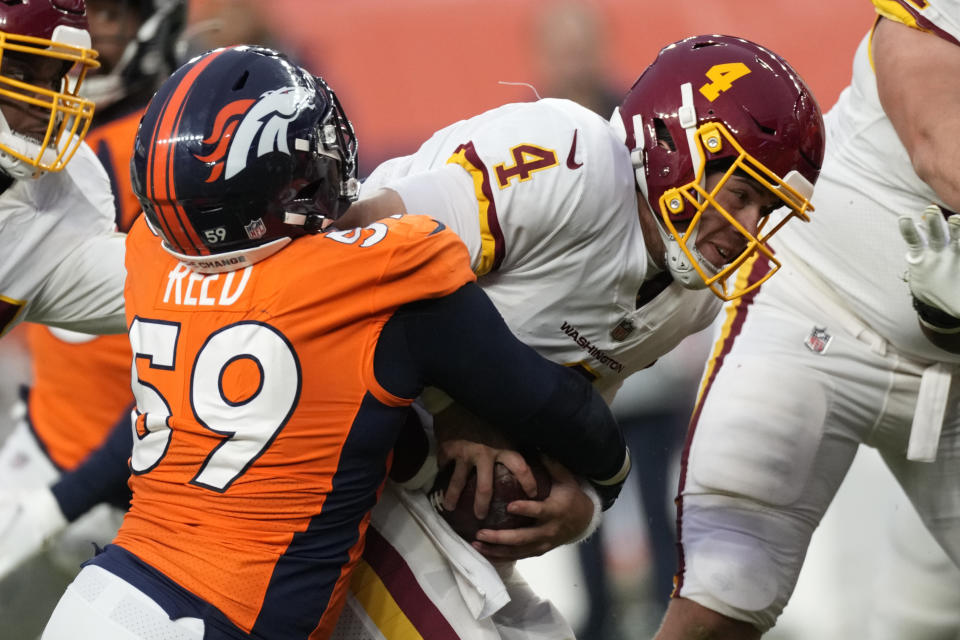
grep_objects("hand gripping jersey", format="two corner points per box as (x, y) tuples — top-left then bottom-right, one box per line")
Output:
(25, 107), (145, 470)
(0, 142), (126, 337)
(110, 214), (477, 638)
(363, 98), (721, 401)
(770, 0), (960, 365)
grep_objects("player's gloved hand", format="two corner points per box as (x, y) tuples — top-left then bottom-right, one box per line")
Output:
(899, 205), (960, 322)
(0, 486), (68, 580)
(473, 458), (598, 560)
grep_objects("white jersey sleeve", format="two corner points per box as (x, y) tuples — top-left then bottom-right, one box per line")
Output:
(24, 231), (126, 334)
(364, 99), (721, 399)
(363, 162), (484, 269)
(364, 99), (620, 277)
(0, 143), (126, 337)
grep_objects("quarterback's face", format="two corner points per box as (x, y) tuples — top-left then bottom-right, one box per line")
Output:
(693, 171), (781, 268)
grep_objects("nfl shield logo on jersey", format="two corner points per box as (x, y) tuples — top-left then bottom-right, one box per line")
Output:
(244, 218), (267, 240)
(804, 326), (833, 354)
(610, 316), (636, 342)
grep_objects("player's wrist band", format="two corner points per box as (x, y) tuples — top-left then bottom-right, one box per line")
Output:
(913, 297), (960, 334)
(591, 447), (632, 487)
(570, 480), (603, 544)
(396, 433), (439, 491)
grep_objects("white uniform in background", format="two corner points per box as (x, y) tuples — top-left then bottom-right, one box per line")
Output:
(333, 98), (719, 639)
(675, 1), (960, 633)
(0, 142), (126, 337)
(0, 142), (127, 574)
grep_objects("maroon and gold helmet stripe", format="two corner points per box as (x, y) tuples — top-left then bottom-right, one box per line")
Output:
(145, 48), (231, 256)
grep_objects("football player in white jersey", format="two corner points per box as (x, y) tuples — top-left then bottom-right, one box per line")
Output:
(0, 34), (827, 639)
(0, 2), (187, 637)
(0, 0), (124, 337)
(327, 34), (824, 639)
(655, 3), (960, 639)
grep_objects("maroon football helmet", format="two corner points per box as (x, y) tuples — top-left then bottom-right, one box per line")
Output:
(610, 34), (825, 300)
(0, 0), (100, 179)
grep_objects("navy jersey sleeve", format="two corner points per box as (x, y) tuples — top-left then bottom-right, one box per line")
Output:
(374, 281), (628, 504)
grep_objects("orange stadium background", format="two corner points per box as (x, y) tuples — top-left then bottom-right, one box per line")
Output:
(188, 0), (878, 175)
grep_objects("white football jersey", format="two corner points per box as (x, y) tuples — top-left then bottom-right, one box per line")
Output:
(0, 143), (126, 337)
(363, 98), (720, 400)
(772, 2), (960, 365)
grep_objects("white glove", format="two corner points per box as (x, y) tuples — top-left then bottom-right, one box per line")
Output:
(899, 205), (960, 320)
(0, 486), (68, 580)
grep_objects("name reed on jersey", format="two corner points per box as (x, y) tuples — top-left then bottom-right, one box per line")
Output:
(162, 263), (252, 306)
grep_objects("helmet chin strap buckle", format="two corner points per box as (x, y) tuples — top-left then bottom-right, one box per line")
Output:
(283, 211), (327, 234)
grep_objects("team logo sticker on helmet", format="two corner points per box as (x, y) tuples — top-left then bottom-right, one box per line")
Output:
(194, 87), (311, 183)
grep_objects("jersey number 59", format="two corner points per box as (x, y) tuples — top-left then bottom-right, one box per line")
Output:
(128, 317), (301, 492)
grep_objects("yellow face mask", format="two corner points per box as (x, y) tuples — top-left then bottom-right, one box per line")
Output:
(0, 25), (99, 178)
(658, 122), (816, 301)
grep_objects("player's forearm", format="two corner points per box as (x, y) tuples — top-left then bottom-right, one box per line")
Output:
(380, 283), (629, 506)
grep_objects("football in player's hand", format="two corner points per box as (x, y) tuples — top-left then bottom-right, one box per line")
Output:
(429, 454), (552, 542)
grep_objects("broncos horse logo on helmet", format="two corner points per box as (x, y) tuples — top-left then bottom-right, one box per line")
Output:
(131, 45), (359, 274)
(195, 87), (310, 183)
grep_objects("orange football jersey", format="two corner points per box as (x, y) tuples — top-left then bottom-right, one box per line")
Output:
(25, 108), (144, 470)
(113, 214), (475, 638)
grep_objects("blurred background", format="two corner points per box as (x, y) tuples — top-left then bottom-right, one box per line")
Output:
(185, 0), (874, 176)
(0, 1), (898, 639)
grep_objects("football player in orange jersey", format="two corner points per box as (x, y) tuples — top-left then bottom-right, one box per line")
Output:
(0, 0), (185, 633)
(40, 45), (630, 640)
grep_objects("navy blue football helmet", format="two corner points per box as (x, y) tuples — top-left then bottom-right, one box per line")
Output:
(131, 45), (359, 272)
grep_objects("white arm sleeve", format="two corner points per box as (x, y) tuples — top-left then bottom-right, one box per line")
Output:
(25, 232), (127, 335)
(381, 166), (484, 270)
